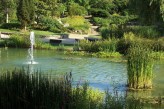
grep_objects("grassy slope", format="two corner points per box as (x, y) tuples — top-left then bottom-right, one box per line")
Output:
(0, 28), (57, 37)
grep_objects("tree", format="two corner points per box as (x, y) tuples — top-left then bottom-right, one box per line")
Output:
(160, 0), (164, 21)
(17, 0), (35, 30)
(67, 2), (87, 16)
(129, 0), (162, 25)
(75, 0), (91, 10)
(0, 0), (16, 23)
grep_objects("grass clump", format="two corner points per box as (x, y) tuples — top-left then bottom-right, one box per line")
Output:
(127, 43), (154, 89)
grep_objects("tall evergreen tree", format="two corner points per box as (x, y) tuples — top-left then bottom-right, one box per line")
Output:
(17, 0), (35, 30)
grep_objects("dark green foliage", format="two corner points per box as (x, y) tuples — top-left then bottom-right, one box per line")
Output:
(8, 33), (30, 48)
(94, 15), (137, 39)
(100, 25), (124, 39)
(17, 0), (35, 30)
(128, 26), (161, 38)
(79, 39), (117, 53)
(0, 68), (143, 109)
(90, 0), (114, 12)
(67, 2), (87, 16)
(104, 90), (143, 109)
(117, 32), (164, 55)
(0, 0), (16, 23)
(129, 0), (162, 25)
(38, 17), (66, 33)
(89, 8), (110, 18)
(0, 23), (21, 30)
(152, 37), (164, 52)
(0, 40), (6, 47)
(100, 27), (111, 39)
(74, 0), (90, 10)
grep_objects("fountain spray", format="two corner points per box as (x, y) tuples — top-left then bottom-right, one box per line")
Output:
(29, 31), (35, 64)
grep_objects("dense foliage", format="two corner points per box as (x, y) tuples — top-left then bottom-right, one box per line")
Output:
(0, 0), (164, 36)
(127, 43), (153, 89)
(0, 68), (143, 109)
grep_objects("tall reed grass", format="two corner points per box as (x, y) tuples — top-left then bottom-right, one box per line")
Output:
(127, 43), (154, 89)
(0, 68), (143, 109)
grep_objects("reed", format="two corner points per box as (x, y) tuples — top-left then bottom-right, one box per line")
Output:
(127, 43), (154, 89)
(0, 68), (144, 109)
(0, 69), (103, 109)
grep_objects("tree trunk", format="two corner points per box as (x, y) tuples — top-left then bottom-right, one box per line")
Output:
(24, 25), (27, 31)
(6, 8), (9, 23)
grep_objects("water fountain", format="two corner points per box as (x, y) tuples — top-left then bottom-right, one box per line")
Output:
(27, 31), (37, 65)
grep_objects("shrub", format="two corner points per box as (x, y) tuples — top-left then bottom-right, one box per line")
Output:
(92, 17), (109, 27)
(37, 17), (66, 33)
(8, 33), (30, 48)
(67, 2), (87, 16)
(100, 27), (111, 39)
(0, 39), (6, 47)
(89, 8), (110, 18)
(117, 32), (136, 55)
(0, 22), (21, 30)
(117, 32), (164, 55)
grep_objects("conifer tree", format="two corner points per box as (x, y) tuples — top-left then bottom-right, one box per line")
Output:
(17, 0), (35, 30)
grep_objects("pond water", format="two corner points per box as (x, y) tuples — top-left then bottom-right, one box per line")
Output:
(0, 48), (164, 97)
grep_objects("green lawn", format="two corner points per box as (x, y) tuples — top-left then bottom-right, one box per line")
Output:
(0, 28), (19, 33)
(0, 28), (61, 38)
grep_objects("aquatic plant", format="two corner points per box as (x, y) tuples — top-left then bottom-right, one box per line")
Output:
(0, 68), (144, 109)
(127, 43), (154, 89)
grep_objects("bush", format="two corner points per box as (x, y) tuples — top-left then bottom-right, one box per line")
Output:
(0, 39), (6, 47)
(36, 17), (66, 33)
(68, 2), (87, 16)
(0, 22), (21, 30)
(92, 17), (109, 27)
(89, 8), (110, 18)
(117, 32), (136, 55)
(8, 33), (30, 48)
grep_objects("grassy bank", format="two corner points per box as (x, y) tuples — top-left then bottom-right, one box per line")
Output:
(0, 29), (164, 59)
(0, 68), (143, 109)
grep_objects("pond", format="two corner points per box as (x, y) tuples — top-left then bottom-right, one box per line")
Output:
(0, 48), (164, 97)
